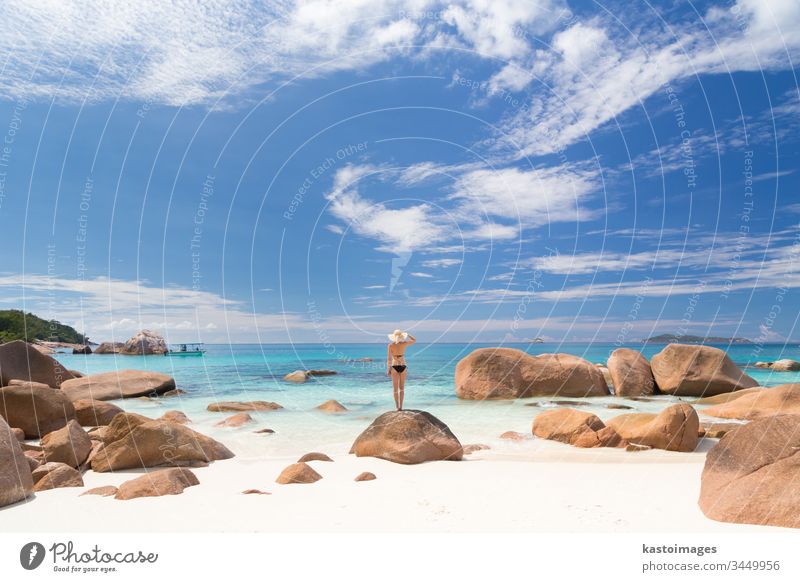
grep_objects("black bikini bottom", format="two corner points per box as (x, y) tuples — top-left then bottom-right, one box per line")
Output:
(391, 365), (407, 374)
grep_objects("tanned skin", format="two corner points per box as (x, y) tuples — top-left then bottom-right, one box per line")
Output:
(387, 334), (416, 410)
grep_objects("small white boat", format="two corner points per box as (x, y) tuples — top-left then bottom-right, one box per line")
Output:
(165, 342), (206, 356)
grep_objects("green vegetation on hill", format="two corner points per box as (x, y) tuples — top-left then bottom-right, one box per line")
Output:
(0, 310), (86, 344)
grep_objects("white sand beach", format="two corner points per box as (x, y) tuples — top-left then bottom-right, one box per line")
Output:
(1, 437), (780, 533)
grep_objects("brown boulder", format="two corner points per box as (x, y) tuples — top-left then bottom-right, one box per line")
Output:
(41, 420), (93, 468)
(297, 452), (333, 462)
(284, 370), (309, 382)
(11, 427), (24, 441)
(115, 468), (199, 500)
(462, 443), (490, 454)
(60, 370), (176, 401)
(214, 412), (253, 427)
(91, 419), (233, 472)
(207, 401), (282, 412)
(700, 421), (744, 439)
(118, 330), (168, 355)
(694, 387), (762, 405)
(98, 412), (153, 444)
(81, 485), (118, 497)
(276, 462), (322, 484)
(699, 415), (800, 528)
(350, 410), (462, 464)
(94, 342), (123, 354)
(0, 416), (34, 507)
(607, 349), (656, 397)
(0, 340), (76, 388)
(0, 382), (76, 438)
(606, 403), (699, 452)
(703, 384), (800, 420)
(355, 471), (376, 482)
(31, 462), (84, 491)
(72, 345), (92, 355)
(770, 359), (800, 372)
(159, 410), (191, 424)
(499, 431), (528, 441)
(455, 348), (608, 400)
(316, 399), (348, 413)
(73, 399), (123, 426)
(532, 408), (625, 448)
(650, 344), (757, 396)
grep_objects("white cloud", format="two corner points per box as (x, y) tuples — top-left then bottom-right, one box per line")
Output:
(409, 271), (434, 278)
(421, 258), (462, 268)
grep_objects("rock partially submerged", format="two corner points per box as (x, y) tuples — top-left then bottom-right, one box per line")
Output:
(766, 359), (800, 372)
(350, 410), (462, 464)
(115, 468), (199, 500)
(606, 403), (699, 452)
(316, 399), (348, 413)
(0, 416), (33, 507)
(455, 348), (608, 400)
(119, 330), (168, 355)
(207, 401), (282, 412)
(607, 349), (656, 397)
(284, 369), (337, 382)
(650, 344), (757, 396)
(61, 370), (176, 401)
(532, 408), (625, 448)
(276, 462), (322, 484)
(699, 415), (800, 528)
(94, 342), (123, 354)
(703, 384), (800, 420)
(0, 340), (76, 388)
(0, 382), (76, 438)
(214, 412), (254, 427)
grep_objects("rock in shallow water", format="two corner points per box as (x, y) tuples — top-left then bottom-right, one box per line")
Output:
(533, 408), (625, 448)
(455, 348), (608, 400)
(207, 401), (282, 412)
(703, 384), (800, 420)
(608, 348), (655, 397)
(606, 403), (699, 452)
(350, 410), (462, 464)
(650, 344), (757, 397)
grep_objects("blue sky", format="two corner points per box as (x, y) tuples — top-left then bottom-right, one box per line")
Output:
(0, 0), (798, 343)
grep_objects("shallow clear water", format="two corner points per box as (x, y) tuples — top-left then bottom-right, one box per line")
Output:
(52, 342), (800, 459)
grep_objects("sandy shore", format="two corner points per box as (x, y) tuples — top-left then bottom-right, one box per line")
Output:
(0, 439), (783, 533)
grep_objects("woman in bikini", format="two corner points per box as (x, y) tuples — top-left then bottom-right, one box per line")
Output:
(387, 329), (416, 411)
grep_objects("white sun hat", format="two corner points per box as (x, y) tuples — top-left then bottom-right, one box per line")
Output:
(388, 329), (409, 343)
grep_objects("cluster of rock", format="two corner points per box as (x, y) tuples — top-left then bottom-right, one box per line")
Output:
(754, 359), (800, 371)
(283, 369), (337, 382)
(88, 330), (169, 356)
(455, 344), (757, 400)
(0, 340), (232, 507)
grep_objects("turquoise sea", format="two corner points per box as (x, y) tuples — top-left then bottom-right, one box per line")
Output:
(52, 343), (800, 459)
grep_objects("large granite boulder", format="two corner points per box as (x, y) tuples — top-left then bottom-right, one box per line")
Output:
(94, 342), (123, 354)
(0, 340), (76, 388)
(72, 345), (92, 355)
(41, 420), (93, 468)
(455, 348), (608, 400)
(350, 410), (462, 464)
(606, 403), (699, 452)
(119, 330), (168, 355)
(703, 384), (800, 420)
(60, 370), (176, 401)
(73, 399), (123, 426)
(91, 418), (234, 472)
(607, 349), (656, 397)
(650, 344), (757, 396)
(115, 468), (199, 500)
(699, 415), (800, 528)
(0, 416), (33, 507)
(532, 408), (625, 448)
(0, 382), (76, 438)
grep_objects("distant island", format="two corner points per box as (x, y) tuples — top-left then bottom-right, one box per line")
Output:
(642, 334), (753, 345)
(0, 309), (86, 344)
